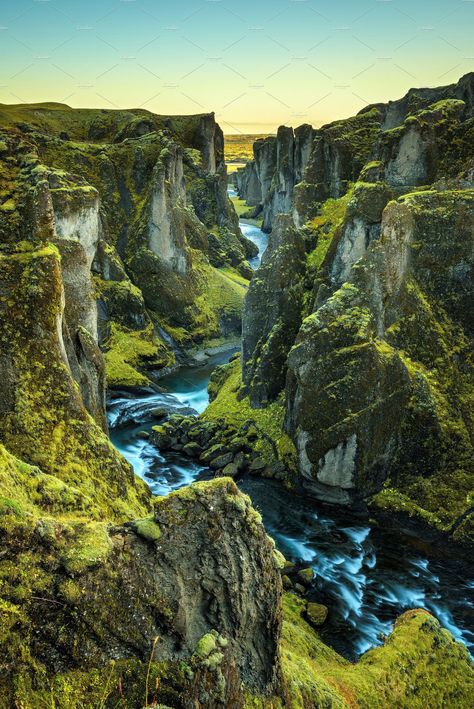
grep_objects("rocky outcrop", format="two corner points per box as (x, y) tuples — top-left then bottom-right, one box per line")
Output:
(375, 98), (471, 188)
(234, 161), (262, 206)
(0, 478), (281, 707)
(0, 238), (148, 518)
(287, 187), (474, 523)
(367, 70), (474, 130)
(0, 120), (284, 707)
(236, 125), (316, 232)
(328, 181), (393, 287)
(242, 215), (306, 405)
(236, 73), (474, 236)
(293, 108), (383, 224)
(210, 74), (474, 540)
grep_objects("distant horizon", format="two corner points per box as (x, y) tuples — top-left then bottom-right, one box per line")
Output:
(1, 66), (471, 137)
(1, 0), (473, 135)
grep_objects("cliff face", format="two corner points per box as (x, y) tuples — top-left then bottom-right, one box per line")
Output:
(0, 477), (282, 708)
(1, 93), (473, 707)
(0, 108), (285, 707)
(235, 125), (316, 232)
(0, 103), (253, 388)
(235, 73), (474, 234)
(213, 73), (474, 542)
(286, 190), (474, 508)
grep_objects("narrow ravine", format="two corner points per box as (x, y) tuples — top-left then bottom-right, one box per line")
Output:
(107, 197), (474, 661)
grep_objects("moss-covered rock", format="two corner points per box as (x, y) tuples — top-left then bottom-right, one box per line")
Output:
(242, 215), (306, 405)
(0, 242), (149, 519)
(277, 594), (474, 708)
(0, 478), (283, 708)
(285, 189), (474, 527)
(238, 77), (474, 541)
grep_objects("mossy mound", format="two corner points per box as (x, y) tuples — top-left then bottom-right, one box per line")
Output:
(278, 594), (473, 708)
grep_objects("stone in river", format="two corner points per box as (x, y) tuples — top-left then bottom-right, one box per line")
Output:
(220, 462), (240, 478)
(183, 442), (202, 457)
(210, 452), (234, 469)
(297, 567), (315, 586)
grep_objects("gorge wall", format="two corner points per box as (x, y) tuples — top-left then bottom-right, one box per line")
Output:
(0, 103), (257, 394)
(216, 73), (474, 544)
(0, 105), (283, 707)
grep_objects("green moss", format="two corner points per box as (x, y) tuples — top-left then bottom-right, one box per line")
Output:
(0, 197), (16, 212)
(204, 357), (297, 469)
(132, 515), (162, 542)
(0, 245), (150, 521)
(194, 631), (218, 659)
(370, 487), (445, 528)
(8, 657), (188, 709)
(272, 548), (287, 570)
(197, 265), (247, 334)
(230, 193), (252, 217)
(103, 322), (167, 387)
(220, 266), (250, 287)
(307, 189), (353, 270)
(275, 593), (474, 708)
(61, 522), (113, 573)
(415, 98), (466, 123)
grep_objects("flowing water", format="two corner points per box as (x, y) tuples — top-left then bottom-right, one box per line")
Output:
(107, 197), (474, 661)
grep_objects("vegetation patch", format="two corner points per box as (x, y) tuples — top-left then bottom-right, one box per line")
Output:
(103, 322), (169, 387)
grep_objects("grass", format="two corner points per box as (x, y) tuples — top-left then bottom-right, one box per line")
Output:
(103, 323), (168, 387)
(307, 189), (353, 270)
(203, 357), (296, 465)
(224, 134), (273, 163)
(230, 194), (252, 217)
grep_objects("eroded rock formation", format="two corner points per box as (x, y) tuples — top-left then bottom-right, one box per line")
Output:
(211, 73), (474, 543)
(0, 104), (255, 389)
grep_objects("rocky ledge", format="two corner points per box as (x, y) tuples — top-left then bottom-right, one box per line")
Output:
(0, 478), (282, 707)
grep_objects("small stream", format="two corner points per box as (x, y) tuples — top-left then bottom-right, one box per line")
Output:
(107, 193), (474, 661)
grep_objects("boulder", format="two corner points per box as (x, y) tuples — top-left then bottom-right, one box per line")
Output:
(297, 568), (315, 587)
(182, 442), (202, 458)
(219, 462), (240, 478)
(210, 452), (234, 469)
(305, 602), (328, 627)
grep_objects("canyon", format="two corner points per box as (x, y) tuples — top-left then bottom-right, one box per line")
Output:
(0, 73), (473, 708)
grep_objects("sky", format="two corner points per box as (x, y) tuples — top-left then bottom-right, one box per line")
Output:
(0, 0), (473, 134)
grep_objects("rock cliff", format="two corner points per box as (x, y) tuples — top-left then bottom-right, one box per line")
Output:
(235, 124), (316, 232)
(236, 72), (474, 232)
(0, 103), (254, 388)
(0, 475), (282, 707)
(210, 73), (474, 543)
(0, 108), (285, 706)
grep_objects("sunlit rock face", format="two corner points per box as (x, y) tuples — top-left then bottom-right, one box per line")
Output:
(235, 124), (316, 232)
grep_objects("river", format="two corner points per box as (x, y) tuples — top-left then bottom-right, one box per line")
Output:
(107, 195), (474, 661)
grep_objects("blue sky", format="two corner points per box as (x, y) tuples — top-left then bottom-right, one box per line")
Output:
(0, 0), (472, 132)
